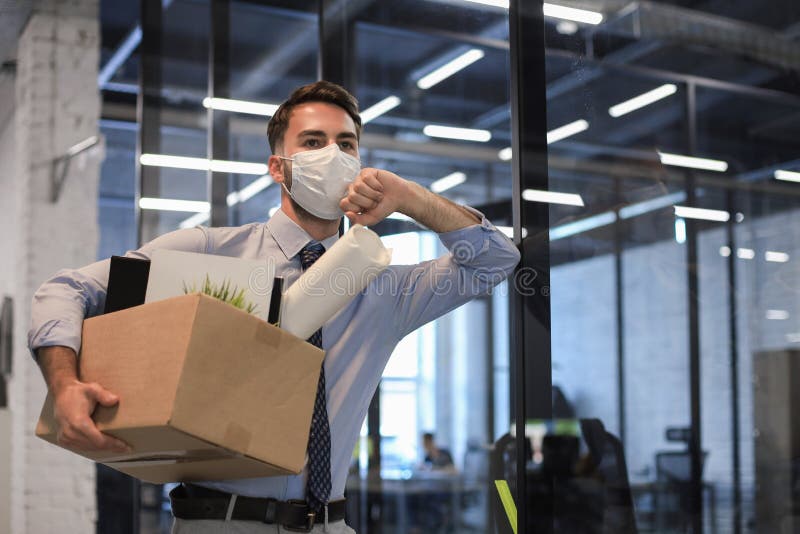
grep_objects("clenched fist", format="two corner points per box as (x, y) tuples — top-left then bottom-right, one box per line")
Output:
(339, 168), (410, 227)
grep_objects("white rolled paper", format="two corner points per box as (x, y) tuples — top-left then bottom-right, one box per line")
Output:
(280, 224), (392, 339)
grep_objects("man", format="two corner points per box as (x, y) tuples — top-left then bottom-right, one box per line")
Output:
(421, 432), (454, 470)
(29, 81), (520, 533)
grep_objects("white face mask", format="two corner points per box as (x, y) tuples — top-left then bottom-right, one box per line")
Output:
(279, 143), (361, 220)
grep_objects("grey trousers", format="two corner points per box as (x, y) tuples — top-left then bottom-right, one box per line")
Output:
(171, 518), (356, 534)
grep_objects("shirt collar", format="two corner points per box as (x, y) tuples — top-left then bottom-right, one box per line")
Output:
(266, 207), (340, 260)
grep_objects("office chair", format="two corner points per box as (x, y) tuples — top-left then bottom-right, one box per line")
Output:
(654, 450), (708, 531)
(489, 419), (637, 534)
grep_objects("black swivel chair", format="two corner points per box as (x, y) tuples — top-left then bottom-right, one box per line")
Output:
(654, 450), (709, 531)
(490, 419), (637, 534)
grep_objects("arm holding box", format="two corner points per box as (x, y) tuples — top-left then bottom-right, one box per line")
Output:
(30, 226), (208, 452)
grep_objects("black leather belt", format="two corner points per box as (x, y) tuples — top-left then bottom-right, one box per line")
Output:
(169, 483), (346, 532)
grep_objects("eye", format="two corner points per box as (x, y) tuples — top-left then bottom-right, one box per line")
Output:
(304, 139), (320, 148)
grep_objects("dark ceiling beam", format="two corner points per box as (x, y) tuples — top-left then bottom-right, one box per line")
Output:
(235, 0), (376, 96)
(97, 0), (174, 88)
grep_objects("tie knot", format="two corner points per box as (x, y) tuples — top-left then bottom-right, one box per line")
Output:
(300, 242), (326, 270)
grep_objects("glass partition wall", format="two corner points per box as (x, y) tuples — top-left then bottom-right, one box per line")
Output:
(95, 0), (800, 532)
(543, 2), (800, 533)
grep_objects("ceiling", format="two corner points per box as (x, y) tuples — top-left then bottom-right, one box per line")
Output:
(94, 0), (800, 260)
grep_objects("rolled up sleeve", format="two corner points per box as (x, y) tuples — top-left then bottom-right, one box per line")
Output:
(27, 226), (209, 360)
(384, 206), (521, 339)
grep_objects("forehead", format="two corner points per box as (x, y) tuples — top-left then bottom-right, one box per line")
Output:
(285, 101), (357, 138)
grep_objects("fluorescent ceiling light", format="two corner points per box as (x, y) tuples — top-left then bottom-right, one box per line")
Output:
(461, 0), (509, 8)
(227, 175), (273, 206)
(179, 212), (210, 229)
(618, 191), (687, 219)
(609, 84), (677, 118)
(658, 152), (728, 172)
(765, 251), (790, 263)
(268, 206), (280, 217)
(498, 147), (513, 161)
(495, 226), (528, 239)
(423, 124), (492, 143)
(674, 218), (686, 244)
(774, 169), (800, 183)
(430, 172), (467, 193)
(547, 119), (589, 144)
(139, 197), (209, 213)
(766, 309), (789, 321)
(556, 21), (579, 34)
(210, 160), (268, 175)
(140, 153), (267, 175)
(674, 206), (730, 222)
(550, 211), (616, 241)
(543, 2), (603, 24)
(522, 189), (584, 207)
(787, 332), (800, 343)
(719, 246), (731, 257)
(140, 154), (208, 171)
(737, 248), (755, 260)
(360, 96), (401, 124)
(458, 1), (603, 25)
(202, 97), (279, 117)
(417, 49), (485, 90)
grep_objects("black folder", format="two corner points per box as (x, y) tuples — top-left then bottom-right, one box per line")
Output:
(103, 256), (151, 314)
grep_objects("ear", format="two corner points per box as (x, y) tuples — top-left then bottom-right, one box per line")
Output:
(268, 155), (285, 184)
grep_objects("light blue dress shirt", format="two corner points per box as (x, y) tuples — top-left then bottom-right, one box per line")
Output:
(28, 207), (520, 500)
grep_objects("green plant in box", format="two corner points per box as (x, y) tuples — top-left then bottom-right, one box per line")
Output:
(183, 274), (259, 315)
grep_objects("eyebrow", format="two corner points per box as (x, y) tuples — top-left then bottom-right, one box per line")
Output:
(297, 129), (358, 140)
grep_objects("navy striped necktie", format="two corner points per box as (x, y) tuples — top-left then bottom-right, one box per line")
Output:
(299, 242), (331, 512)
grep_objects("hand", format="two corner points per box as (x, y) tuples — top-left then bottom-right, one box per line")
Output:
(52, 379), (130, 453)
(339, 168), (409, 227)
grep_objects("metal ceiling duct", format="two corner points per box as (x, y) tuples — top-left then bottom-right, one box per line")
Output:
(608, 1), (800, 72)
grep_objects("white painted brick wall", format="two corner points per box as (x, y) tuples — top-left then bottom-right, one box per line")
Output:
(7, 1), (102, 533)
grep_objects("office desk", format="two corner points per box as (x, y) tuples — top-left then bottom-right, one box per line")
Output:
(345, 470), (485, 533)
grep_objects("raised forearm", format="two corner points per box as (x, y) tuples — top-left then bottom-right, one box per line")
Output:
(398, 180), (480, 233)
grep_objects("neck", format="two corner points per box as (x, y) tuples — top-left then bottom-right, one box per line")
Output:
(279, 196), (340, 242)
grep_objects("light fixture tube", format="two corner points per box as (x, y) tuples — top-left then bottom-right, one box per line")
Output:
(658, 152), (728, 172)
(430, 172), (467, 193)
(202, 97), (279, 117)
(673, 206), (730, 222)
(417, 49), (485, 90)
(360, 96), (401, 124)
(423, 125), (492, 142)
(139, 197), (210, 213)
(609, 84), (678, 117)
(522, 189), (585, 206)
(547, 119), (589, 144)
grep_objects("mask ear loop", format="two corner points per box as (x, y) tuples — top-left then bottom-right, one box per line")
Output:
(276, 156), (293, 193)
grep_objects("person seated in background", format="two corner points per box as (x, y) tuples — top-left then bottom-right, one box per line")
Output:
(422, 432), (455, 471)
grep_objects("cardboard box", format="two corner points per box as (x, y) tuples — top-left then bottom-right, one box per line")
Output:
(36, 294), (324, 484)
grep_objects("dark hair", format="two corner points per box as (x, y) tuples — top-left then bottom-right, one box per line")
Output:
(423, 432), (434, 441)
(267, 80), (362, 153)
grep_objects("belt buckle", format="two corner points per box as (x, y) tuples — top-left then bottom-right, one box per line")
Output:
(283, 500), (315, 532)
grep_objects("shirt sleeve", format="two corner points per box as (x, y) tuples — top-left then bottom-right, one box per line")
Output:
(380, 206), (521, 339)
(27, 226), (210, 360)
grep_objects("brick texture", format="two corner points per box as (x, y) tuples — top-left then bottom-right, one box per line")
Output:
(6, 1), (102, 532)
